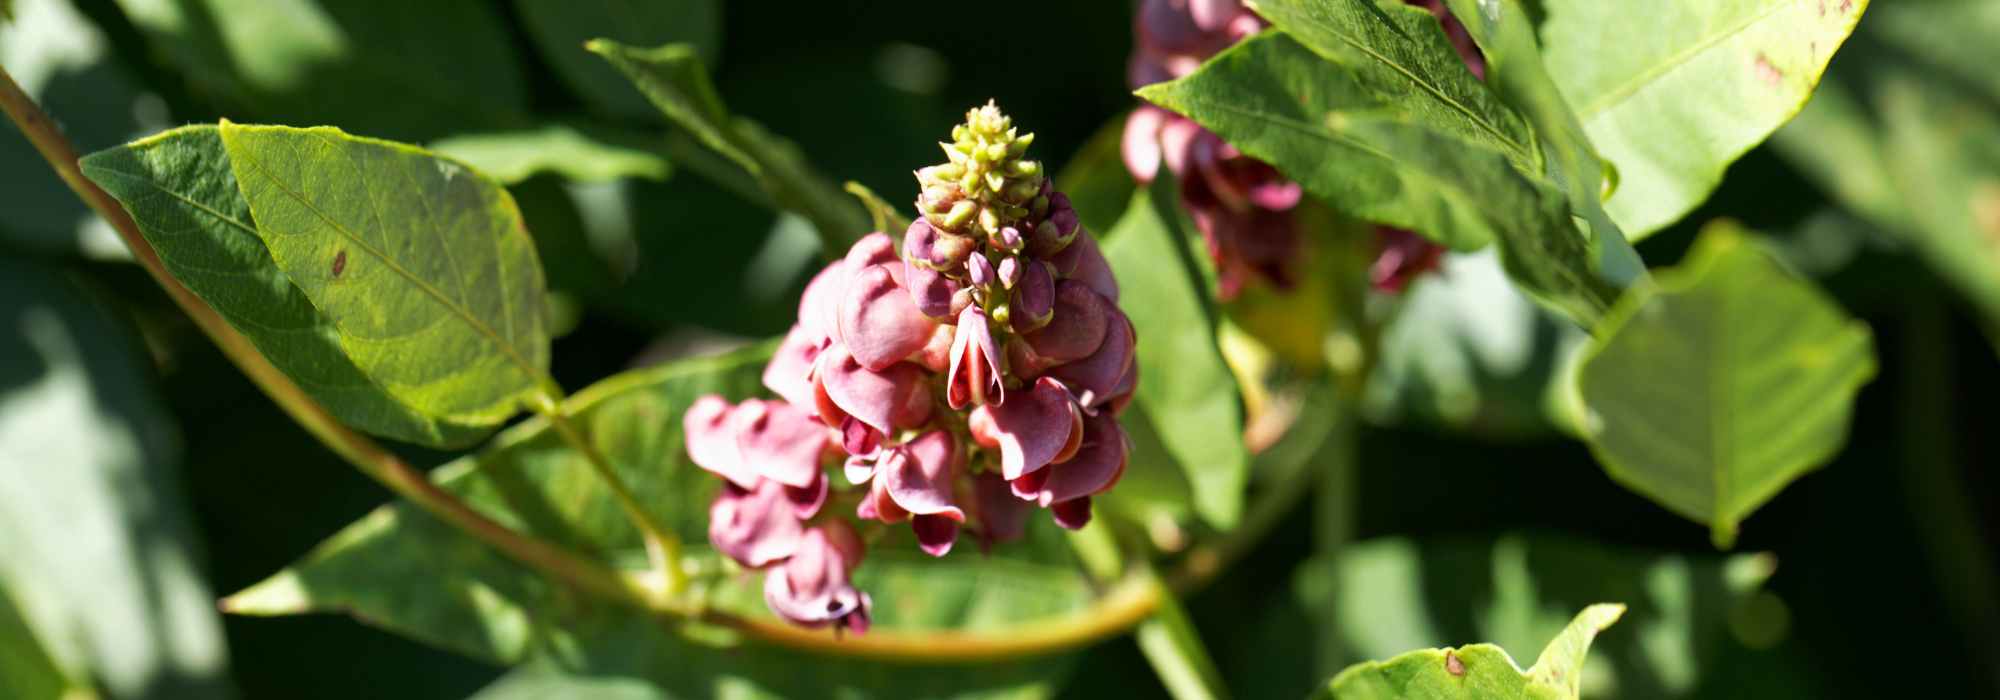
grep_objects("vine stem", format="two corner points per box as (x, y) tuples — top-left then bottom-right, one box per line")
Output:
(533, 391), (686, 596)
(1, 62), (1190, 662)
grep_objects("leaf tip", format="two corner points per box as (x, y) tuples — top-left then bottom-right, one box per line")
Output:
(219, 571), (311, 616)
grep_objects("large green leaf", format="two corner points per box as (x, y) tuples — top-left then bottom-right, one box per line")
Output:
(588, 40), (868, 250)
(1578, 224), (1876, 547)
(219, 122), (552, 429)
(1138, 32), (1616, 324)
(0, 583), (74, 700)
(1319, 604), (1624, 700)
(1536, 0), (1869, 237)
(0, 0), (153, 258)
(431, 124), (673, 185)
(515, 0), (721, 119)
(0, 261), (231, 698)
(223, 344), (1090, 698)
(1101, 183), (1251, 528)
(1054, 114), (1138, 237)
(80, 126), (495, 447)
(110, 0), (526, 141)
(1772, 0), (2000, 351)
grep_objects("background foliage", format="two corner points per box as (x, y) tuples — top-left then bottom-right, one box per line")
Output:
(2, 0), (1996, 698)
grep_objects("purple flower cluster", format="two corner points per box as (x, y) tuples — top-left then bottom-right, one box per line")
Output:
(684, 103), (1137, 632)
(1126, 0), (1467, 297)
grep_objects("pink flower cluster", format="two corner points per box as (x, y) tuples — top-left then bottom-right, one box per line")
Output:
(1126, 0), (1467, 297)
(683, 104), (1137, 632)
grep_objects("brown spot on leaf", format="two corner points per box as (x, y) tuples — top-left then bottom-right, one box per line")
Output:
(1817, 0), (1826, 16)
(1754, 54), (1783, 87)
(1445, 650), (1466, 676)
(1972, 182), (2000, 249)
(1840, 0), (1853, 12)
(331, 249), (347, 279)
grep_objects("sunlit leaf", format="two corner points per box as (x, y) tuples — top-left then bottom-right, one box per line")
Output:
(514, 0), (721, 119)
(0, 261), (230, 698)
(220, 122), (553, 428)
(588, 40), (868, 249)
(1101, 183), (1251, 528)
(1536, 0), (1869, 237)
(82, 125), (503, 446)
(1318, 604), (1624, 700)
(431, 124), (672, 185)
(1055, 114), (1137, 237)
(0, 584), (74, 700)
(1578, 223), (1876, 547)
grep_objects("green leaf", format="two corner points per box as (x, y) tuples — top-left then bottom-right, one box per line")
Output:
(844, 180), (911, 234)
(1319, 604), (1624, 700)
(431, 124), (673, 185)
(1138, 32), (1616, 324)
(1535, 0), (1869, 237)
(514, 0), (721, 119)
(1773, 1), (2000, 352)
(1101, 182), (1250, 528)
(220, 122), (553, 428)
(0, 584), (75, 700)
(109, 0), (526, 141)
(1297, 534), (1780, 700)
(223, 344), (1089, 698)
(1578, 223), (1876, 547)
(1055, 113), (1138, 236)
(81, 126), (497, 446)
(0, 261), (231, 698)
(1244, 0), (1537, 173)
(0, 0), (151, 259)
(587, 40), (869, 249)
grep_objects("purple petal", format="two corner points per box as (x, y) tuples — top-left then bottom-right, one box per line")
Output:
(709, 480), (802, 568)
(797, 260), (850, 344)
(1049, 233), (1119, 302)
(1051, 496), (1093, 530)
(1024, 280), (1110, 362)
(911, 514), (960, 557)
(985, 377), (1079, 480)
(733, 399), (827, 488)
(762, 325), (823, 408)
(785, 470), (829, 519)
(818, 343), (928, 434)
(973, 473), (1031, 548)
(844, 231), (898, 270)
(1048, 308), (1136, 409)
(683, 395), (754, 489)
(968, 253), (995, 287)
(947, 306), (1004, 409)
(1034, 412), (1129, 506)
(763, 524), (871, 631)
(839, 415), (880, 457)
(1008, 260), (1056, 333)
(1189, 0), (1243, 32)
(903, 259), (959, 320)
(839, 264), (937, 372)
(884, 430), (965, 520)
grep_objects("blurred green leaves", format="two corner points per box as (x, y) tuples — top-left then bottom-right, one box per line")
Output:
(589, 39), (869, 251)
(431, 124), (672, 185)
(0, 261), (230, 699)
(224, 343), (1092, 698)
(1536, 0), (1869, 238)
(1320, 604), (1624, 700)
(1103, 183), (1250, 529)
(1578, 225), (1875, 547)
(515, 0), (721, 119)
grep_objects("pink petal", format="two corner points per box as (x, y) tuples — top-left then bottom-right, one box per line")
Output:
(797, 260), (850, 344)
(785, 470), (829, 519)
(683, 395), (755, 489)
(844, 231), (898, 270)
(1024, 280), (1110, 362)
(911, 514), (959, 557)
(1158, 117), (1204, 179)
(818, 343), (928, 434)
(903, 259), (959, 320)
(733, 399), (827, 488)
(947, 306), (1004, 409)
(1123, 107), (1169, 183)
(1034, 412), (1129, 506)
(1008, 259), (1056, 333)
(762, 325), (823, 408)
(973, 473), (1032, 548)
(1189, 0), (1243, 32)
(1049, 308), (1136, 409)
(1051, 496), (1094, 530)
(839, 264), (937, 371)
(1049, 233), (1119, 302)
(884, 431), (965, 520)
(709, 480), (802, 568)
(987, 377), (1079, 480)
(843, 453), (877, 485)
(763, 524), (870, 630)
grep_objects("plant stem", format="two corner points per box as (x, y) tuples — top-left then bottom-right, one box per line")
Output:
(534, 393), (686, 596)
(1310, 403), (1360, 680)
(1135, 572), (1232, 700)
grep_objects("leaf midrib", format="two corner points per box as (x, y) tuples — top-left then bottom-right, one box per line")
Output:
(229, 142), (542, 385)
(1274, 8), (1535, 161)
(1575, 0), (1796, 120)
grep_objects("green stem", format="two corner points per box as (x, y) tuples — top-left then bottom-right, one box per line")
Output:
(534, 391), (686, 596)
(1310, 402), (1360, 680)
(1136, 571), (1232, 700)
